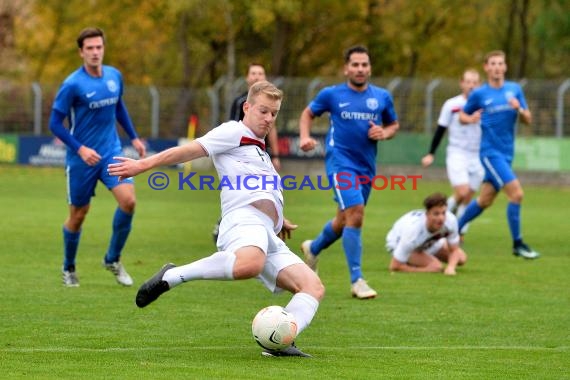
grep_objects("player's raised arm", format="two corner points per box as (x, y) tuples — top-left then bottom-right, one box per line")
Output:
(108, 141), (207, 180)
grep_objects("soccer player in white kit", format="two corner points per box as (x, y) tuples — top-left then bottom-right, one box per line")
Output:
(421, 69), (483, 230)
(107, 81), (324, 357)
(385, 193), (468, 276)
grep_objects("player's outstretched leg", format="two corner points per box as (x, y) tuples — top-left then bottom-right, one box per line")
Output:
(135, 263), (176, 308)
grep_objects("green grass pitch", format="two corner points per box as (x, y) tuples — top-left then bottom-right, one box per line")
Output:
(0, 165), (568, 379)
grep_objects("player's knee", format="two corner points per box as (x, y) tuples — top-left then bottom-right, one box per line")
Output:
(298, 277), (325, 301)
(310, 279), (326, 301)
(67, 218), (84, 231)
(68, 207), (89, 229)
(345, 208), (364, 227)
(509, 189), (524, 203)
(119, 196), (136, 213)
(73, 212), (88, 225)
(478, 197), (493, 208)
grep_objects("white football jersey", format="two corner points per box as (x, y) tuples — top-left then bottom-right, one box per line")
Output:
(438, 94), (481, 154)
(196, 121), (283, 230)
(386, 209), (460, 263)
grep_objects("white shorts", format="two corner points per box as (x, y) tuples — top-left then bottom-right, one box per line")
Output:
(446, 148), (484, 190)
(216, 205), (303, 293)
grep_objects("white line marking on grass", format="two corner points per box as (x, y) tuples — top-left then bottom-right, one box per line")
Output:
(2, 346), (568, 353)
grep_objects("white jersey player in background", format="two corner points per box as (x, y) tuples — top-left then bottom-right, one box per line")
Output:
(107, 81), (324, 358)
(386, 193), (468, 276)
(421, 69), (483, 232)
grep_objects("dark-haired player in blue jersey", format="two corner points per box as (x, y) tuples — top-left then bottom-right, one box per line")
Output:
(299, 45), (399, 299)
(49, 27), (146, 287)
(458, 50), (539, 259)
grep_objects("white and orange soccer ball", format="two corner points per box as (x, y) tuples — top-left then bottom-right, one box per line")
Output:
(251, 306), (298, 350)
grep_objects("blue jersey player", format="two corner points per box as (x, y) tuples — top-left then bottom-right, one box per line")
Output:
(49, 27), (147, 287)
(458, 50), (539, 259)
(299, 45), (399, 299)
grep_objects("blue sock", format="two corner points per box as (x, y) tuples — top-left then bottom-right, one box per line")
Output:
(507, 202), (522, 244)
(104, 208), (133, 264)
(458, 200), (484, 232)
(342, 227), (363, 283)
(63, 227), (81, 271)
(310, 220), (341, 256)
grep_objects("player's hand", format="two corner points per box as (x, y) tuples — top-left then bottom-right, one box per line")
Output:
(78, 145), (101, 166)
(471, 109), (482, 123)
(278, 218), (298, 241)
(421, 154), (434, 167)
(368, 121), (384, 140)
(508, 97), (521, 111)
(108, 157), (144, 181)
(444, 266), (457, 276)
(132, 138), (147, 158)
(368, 121), (397, 141)
(299, 136), (318, 152)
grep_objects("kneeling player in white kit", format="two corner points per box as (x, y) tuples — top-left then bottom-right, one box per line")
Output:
(386, 193), (468, 276)
(108, 81), (324, 357)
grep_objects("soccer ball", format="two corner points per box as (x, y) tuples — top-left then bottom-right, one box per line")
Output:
(251, 306), (298, 350)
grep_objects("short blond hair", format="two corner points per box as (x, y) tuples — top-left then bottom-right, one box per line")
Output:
(247, 81), (283, 104)
(484, 50), (506, 63)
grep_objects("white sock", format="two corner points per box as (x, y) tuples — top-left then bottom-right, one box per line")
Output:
(447, 196), (458, 214)
(162, 250), (236, 287)
(284, 292), (319, 335)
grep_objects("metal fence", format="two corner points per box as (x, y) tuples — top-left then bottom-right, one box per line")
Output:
(1, 77), (569, 139)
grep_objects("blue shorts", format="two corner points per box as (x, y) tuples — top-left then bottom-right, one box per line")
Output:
(480, 155), (516, 191)
(331, 170), (372, 210)
(66, 154), (133, 207)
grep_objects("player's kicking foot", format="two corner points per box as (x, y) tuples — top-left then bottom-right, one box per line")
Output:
(104, 261), (134, 286)
(351, 278), (377, 299)
(301, 240), (318, 272)
(135, 263), (176, 308)
(261, 343), (312, 358)
(513, 242), (540, 260)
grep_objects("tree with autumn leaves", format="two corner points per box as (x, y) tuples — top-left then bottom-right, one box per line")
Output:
(1, 0), (568, 88)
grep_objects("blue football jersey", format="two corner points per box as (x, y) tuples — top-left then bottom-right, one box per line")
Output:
(309, 83), (398, 176)
(52, 65), (124, 162)
(463, 81), (528, 161)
